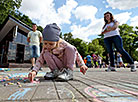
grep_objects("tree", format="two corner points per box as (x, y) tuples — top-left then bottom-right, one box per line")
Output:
(72, 38), (88, 58)
(88, 39), (105, 57)
(63, 32), (74, 44)
(62, 32), (88, 58)
(37, 26), (43, 32)
(119, 24), (138, 61)
(0, 1), (44, 31)
(0, 0), (22, 24)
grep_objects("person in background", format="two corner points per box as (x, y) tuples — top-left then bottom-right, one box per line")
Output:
(92, 53), (97, 68)
(28, 23), (88, 82)
(101, 11), (136, 72)
(27, 23), (43, 70)
(83, 57), (87, 65)
(86, 55), (92, 68)
(117, 52), (125, 68)
(105, 53), (110, 68)
(97, 55), (102, 68)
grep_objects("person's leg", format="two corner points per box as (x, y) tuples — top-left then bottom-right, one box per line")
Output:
(44, 51), (64, 79)
(34, 45), (43, 70)
(30, 45), (36, 69)
(104, 38), (115, 67)
(112, 35), (136, 72)
(57, 45), (76, 81)
(113, 35), (134, 64)
(45, 51), (63, 71)
(93, 61), (96, 68)
(31, 58), (35, 67)
(63, 45), (76, 70)
(34, 45), (40, 58)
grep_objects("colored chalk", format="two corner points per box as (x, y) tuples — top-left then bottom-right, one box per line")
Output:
(18, 85), (22, 88)
(8, 82), (14, 85)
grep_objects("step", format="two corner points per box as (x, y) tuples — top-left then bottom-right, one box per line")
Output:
(9, 63), (32, 68)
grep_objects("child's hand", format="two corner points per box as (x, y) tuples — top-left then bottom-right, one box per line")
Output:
(80, 65), (88, 75)
(28, 71), (37, 82)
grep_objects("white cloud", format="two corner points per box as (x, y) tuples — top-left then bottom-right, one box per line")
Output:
(19, 0), (136, 42)
(71, 18), (104, 42)
(57, 0), (78, 24)
(19, 0), (78, 27)
(72, 5), (97, 21)
(114, 12), (132, 25)
(71, 11), (132, 42)
(130, 16), (138, 27)
(70, 5), (103, 42)
(106, 0), (138, 10)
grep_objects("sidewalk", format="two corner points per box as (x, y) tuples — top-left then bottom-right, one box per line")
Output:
(0, 67), (138, 102)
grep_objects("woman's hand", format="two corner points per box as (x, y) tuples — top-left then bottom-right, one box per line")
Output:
(28, 71), (37, 82)
(101, 28), (110, 34)
(80, 65), (88, 75)
(106, 26), (112, 31)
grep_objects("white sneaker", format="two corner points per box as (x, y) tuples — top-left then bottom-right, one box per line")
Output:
(130, 64), (136, 72)
(56, 68), (73, 81)
(105, 67), (116, 72)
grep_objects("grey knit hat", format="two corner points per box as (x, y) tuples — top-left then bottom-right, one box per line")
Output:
(43, 23), (61, 41)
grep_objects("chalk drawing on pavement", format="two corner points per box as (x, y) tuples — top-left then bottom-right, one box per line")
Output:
(8, 88), (31, 100)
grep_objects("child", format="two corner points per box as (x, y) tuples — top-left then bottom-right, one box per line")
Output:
(28, 23), (88, 82)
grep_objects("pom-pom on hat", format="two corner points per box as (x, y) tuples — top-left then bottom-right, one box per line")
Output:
(43, 23), (61, 41)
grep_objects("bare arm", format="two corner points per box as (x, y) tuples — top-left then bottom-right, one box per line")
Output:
(39, 37), (43, 43)
(101, 21), (119, 34)
(76, 51), (88, 74)
(27, 37), (30, 43)
(108, 21), (119, 31)
(101, 28), (110, 34)
(32, 49), (45, 72)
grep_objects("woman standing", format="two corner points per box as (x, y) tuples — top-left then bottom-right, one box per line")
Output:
(101, 11), (136, 72)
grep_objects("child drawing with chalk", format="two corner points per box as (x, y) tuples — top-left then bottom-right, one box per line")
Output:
(28, 23), (88, 82)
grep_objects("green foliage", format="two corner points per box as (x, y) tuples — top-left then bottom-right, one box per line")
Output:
(62, 32), (88, 57)
(0, 0), (22, 24)
(88, 39), (105, 57)
(62, 32), (105, 58)
(72, 38), (88, 58)
(63, 32), (74, 44)
(59, 32), (63, 38)
(37, 26), (43, 32)
(0, 0), (44, 32)
(119, 24), (138, 61)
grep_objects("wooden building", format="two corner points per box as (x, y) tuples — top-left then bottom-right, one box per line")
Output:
(0, 15), (32, 67)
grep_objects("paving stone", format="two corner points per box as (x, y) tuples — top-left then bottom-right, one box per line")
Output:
(31, 85), (58, 101)
(0, 86), (36, 101)
(55, 84), (84, 99)
(0, 67), (138, 101)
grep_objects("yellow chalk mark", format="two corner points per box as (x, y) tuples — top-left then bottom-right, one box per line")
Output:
(65, 88), (79, 102)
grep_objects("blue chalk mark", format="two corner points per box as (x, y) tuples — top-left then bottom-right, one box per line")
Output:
(10, 72), (45, 78)
(8, 88), (31, 100)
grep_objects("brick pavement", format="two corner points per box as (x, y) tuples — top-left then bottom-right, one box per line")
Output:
(0, 67), (138, 102)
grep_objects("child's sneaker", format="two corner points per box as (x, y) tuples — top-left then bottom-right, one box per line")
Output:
(130, 64), (136, 72)
(105, 67), (116, 72)
(44, 69), (60, 80)
(56, 68), (73, 81)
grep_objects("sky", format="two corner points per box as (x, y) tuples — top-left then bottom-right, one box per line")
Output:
(19, 0), (138, 42)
